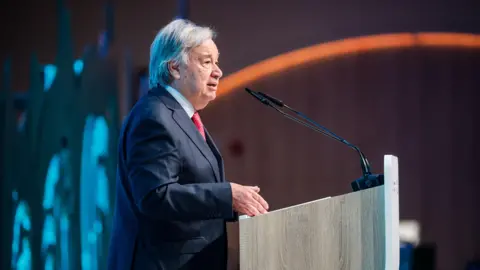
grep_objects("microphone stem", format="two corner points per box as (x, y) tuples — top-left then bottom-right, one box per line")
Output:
(281, 104), (372, 177)
(270, 106), (344, 145)
(248, 88), (373, 181)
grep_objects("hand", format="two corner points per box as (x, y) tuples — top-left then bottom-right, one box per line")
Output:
(230, 183), (269, 217)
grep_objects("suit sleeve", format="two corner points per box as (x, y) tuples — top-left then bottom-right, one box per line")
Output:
(126, 116), (235, 221)
(228, 211), (239, 222)
(224, 183), (239, 222)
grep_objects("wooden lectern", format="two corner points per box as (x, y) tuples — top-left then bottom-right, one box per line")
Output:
(239, 155), (399, 270)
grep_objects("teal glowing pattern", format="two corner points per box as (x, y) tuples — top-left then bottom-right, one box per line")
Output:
(73, 60), (84, 75)
(42, 149), (74, 270)
(43, 64), (57, 91)
(41, 154), (59, 270)
(11, 191), (32, 270)
(80, 115), (110, 270)
(43, 59), (84, 91)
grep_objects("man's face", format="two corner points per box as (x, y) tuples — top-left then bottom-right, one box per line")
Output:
(171, 39), (223, 110)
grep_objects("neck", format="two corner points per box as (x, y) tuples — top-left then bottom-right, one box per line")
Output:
(169, 83), (194, 106)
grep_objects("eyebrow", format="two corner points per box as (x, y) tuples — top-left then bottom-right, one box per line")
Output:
(200, 52), (219, 58)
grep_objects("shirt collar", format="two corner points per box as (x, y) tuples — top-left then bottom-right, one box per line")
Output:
(164, 85), (195, 118)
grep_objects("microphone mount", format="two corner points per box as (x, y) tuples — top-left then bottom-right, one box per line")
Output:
(245, 88), (384, 191)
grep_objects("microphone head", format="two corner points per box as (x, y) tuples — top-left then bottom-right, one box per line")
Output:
(244, 88), (270, 106)
(245, 88), (258, 99)
(258, 91), (284, 107)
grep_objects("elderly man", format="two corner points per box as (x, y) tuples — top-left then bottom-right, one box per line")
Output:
(107, 19), (269, 270)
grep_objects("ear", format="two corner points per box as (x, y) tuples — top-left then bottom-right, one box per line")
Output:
(168, 61), (181, 80)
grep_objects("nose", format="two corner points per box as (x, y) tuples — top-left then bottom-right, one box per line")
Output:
(212, 63), (223, 80)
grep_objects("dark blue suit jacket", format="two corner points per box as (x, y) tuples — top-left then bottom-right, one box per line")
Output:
(107, 86), (237, 270)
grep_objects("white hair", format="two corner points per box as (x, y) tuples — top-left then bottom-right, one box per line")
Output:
(148, 19), (216, 88)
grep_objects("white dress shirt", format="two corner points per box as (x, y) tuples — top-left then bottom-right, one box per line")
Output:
(164, 85), (195, 118)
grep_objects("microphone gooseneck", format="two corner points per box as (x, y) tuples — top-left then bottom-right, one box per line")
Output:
(245, 88), (384, 191)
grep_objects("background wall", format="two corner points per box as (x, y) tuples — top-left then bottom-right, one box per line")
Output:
(1, 0), (479, 269)
(1, 0), (479, 89)
(203, 45), (480, 270)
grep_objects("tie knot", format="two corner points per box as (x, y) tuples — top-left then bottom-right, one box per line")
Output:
(191, 112), (206, 140)
(192, 112), (202, 126)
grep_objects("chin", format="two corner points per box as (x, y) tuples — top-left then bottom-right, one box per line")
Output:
(204, 90), (216, 100)
(197, 96), (215, 110)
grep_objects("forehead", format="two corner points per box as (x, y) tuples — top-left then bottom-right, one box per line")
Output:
(190, 39), (219, 57)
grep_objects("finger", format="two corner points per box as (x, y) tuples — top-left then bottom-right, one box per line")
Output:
(248, 186), (260, 193)
(248, 206), (260, 217)
(248, 194), (266, 214)
(252, 192), (269, 210)
(253, 200), (267, 214)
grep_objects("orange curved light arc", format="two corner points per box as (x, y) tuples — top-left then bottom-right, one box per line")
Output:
(217, 32), (480, 97)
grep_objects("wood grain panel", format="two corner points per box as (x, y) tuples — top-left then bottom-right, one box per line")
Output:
(239, 187), (384, 270)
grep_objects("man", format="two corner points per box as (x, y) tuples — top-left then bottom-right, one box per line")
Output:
(108, 19), (269, 270)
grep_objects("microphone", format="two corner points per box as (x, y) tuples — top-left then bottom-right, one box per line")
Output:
(245, 88), (384, 191)
(245, 88), (347, 146)
(245, 88), (270, 105)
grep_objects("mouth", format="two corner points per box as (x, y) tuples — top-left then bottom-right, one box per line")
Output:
(207, 83), (218, 89)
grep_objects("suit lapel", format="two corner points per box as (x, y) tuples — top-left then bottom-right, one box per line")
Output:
(205, 128), (224, 181)
(152, 87), (221, 182)
(172, 111), (221, 182)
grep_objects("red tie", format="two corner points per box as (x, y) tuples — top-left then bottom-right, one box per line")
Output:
(191, 112), (206, 140)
